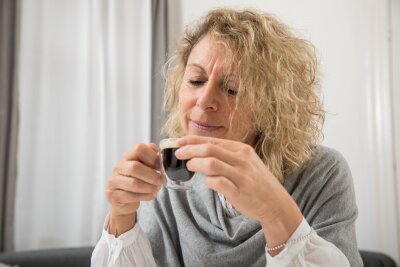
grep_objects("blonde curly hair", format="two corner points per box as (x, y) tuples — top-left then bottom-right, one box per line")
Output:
(161, 8), (325, 182)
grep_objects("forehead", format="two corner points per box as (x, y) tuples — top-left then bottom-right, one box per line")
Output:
(186, 35), (235, 74)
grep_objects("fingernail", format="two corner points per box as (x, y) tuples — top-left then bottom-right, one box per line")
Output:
(175, 148), (182, 158)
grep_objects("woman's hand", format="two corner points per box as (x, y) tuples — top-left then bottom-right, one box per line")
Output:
(106, 143), (163, 236)
(175, 135), (302, 253)
(176, 135), (284, 222)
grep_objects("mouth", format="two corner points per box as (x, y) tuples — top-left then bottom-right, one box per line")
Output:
(190, 120), (223, 132)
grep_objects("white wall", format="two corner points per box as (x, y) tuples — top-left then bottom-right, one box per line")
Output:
(172, 0), (400, 263)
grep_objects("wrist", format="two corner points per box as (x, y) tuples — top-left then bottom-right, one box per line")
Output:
(260, 197), (303, 256)
(108, 210), (137, 237)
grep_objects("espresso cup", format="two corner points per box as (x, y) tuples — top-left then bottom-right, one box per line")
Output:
(159, 138), (195, 190)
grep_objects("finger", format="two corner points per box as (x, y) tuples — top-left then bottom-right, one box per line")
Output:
(122, 143), (160, 169)
(108, 175), (160, 194)
(148, 143), (161, 169)
(204, 175), (239, 200)
(186, 157), (243, 187)
(113, 161), (163, 186)
(106, 189), (156, 204)
(175, 142), (241, 166)
(148, 143), (158, 152)
(178, 135), (244, 151)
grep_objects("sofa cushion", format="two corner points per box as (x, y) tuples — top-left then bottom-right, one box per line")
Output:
(0, 247), (93, 267)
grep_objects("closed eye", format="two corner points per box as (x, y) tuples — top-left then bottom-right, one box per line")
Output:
(224, 87), (238, 96)
(189, 80), (205, 86)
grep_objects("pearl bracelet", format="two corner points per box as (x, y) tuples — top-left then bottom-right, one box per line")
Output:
(266, 227), (315, 252)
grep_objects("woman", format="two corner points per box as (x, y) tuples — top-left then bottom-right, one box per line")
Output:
(91, 8), (362, 266)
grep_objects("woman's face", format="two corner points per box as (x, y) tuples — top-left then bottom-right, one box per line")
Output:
(179, 35), (256, 145)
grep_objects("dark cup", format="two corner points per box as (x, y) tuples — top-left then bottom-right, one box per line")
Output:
(159, 138), (195, 190)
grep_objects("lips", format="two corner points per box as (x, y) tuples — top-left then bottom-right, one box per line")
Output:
(190, 120), (223, 132)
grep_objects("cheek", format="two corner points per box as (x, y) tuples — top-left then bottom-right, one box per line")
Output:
(178, 87), (196, 113)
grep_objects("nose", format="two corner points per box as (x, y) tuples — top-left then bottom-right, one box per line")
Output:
(196, 81), (218, 111)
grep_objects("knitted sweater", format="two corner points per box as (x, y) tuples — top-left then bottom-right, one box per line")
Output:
(137, 146), (363, 266)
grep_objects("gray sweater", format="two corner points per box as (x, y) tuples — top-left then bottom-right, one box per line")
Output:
(137, 146), (363, 266)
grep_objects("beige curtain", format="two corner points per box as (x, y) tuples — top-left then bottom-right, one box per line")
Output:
(0, 0), (20, 252)
(150, 0), (168, 144)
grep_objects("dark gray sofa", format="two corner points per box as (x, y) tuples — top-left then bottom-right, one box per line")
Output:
(0, 247), (93, 267)
(0, 247), (397, 266)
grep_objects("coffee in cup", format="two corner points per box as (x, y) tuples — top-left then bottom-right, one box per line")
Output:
(159, 138), (195, 190)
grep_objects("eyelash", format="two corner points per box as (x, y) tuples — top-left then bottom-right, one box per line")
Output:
(189, 80), (204, 86)
(188, 80), (238, 96)
(224, 87), (238, 96)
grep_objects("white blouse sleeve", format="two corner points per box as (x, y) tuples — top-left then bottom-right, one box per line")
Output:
(265, 218), (350, 267)
(91, 214), (157, 267)
(91, 216), (349, 267)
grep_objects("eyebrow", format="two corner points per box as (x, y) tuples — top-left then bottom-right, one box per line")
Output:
(186, 63), (238, 81)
